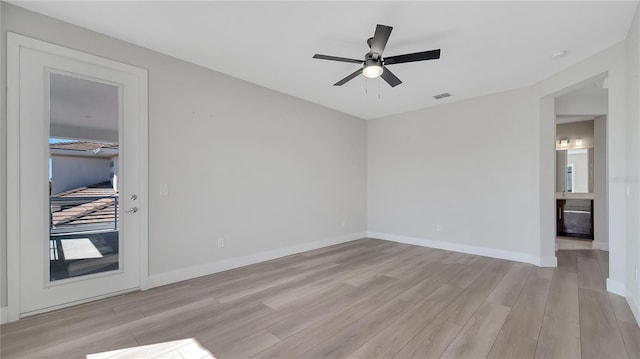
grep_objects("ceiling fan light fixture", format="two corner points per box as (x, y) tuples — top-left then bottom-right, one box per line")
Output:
(313, 24), (440, 87)
(363, 59), (383, 78)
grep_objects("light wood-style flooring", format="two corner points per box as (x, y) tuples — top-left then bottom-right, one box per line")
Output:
(1, 238), (639, 359)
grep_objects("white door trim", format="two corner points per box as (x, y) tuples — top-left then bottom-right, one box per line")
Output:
(6, 32), (148, 322)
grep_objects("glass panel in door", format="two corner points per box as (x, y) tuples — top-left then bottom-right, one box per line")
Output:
(48, 73), (121, 282)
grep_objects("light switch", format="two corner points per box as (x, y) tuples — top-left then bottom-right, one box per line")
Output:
(159, 184), (169, 196)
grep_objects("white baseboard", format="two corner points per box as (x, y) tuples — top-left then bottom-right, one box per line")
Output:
(593, 241), (609, 251)
(538, 256), (558, 267)
(627, 296), (640, 327)
(367, 232), (555, 267)
(148, 232), (366, 288)
(1, 306), (8, 324)
(607, 278), (626, 296)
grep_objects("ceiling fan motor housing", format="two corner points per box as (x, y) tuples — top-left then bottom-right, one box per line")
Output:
(364, 53), (383, 69)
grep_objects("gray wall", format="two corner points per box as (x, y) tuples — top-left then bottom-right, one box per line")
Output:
(556, 120), (595, 149)
(594, 116), (608, 248)
(0, 3), (367, 307)
(51, 156), (112, 195)
(367, 87), (541, 258)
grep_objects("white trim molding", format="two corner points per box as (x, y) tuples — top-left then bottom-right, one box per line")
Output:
(606, 278), (626, 296)
(1, 307), (8, 324)
(628, 296), (640, 327)
(593, 241), (609, 251)
(607, 278), (627, 297)
(148, 232), (366, 288)
(367, 232), (557, 267)
(538, 255), (558, 267)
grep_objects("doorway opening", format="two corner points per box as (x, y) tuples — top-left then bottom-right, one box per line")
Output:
(552, 73), (608, 271)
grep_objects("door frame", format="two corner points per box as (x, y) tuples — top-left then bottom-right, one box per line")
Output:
(539, 70), (615, 282)
(6, 32), (149, 322)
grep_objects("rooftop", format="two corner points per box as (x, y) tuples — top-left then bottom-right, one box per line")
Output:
(51, 182), (118, 231)
(49, 141), (118, 152)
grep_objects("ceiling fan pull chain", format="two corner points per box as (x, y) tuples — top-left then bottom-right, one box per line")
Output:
(365, 77), (368, 94)
(378, 78), (381, 100)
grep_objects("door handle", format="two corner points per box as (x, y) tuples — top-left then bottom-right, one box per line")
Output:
(125, 207), (138, 213)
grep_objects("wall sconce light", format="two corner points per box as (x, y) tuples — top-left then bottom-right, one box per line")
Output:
(575, 138), (583, 146)
(560, 139), (569, 147)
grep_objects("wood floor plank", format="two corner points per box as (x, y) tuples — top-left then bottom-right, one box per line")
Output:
(0, 305), (139, 351)
(535, 270), (581, 359)
(392, 318), (462, 359)
(254, 298), (379, 358)
(66, 332), (140, 359)
(199, 283), (361, 349)
(0, 241), (632, 359)
(260, 263), (372, 309)
(2, 297), (216, 359)
(439, 252), (468, 265)
(487, 329), (538, 359)
(486, 262), (532, 307)
(436, 268), (504, 326)
(176, 340), (217, 359)
(396, 263), (462, 303)
(220, 262), (358, 310)
(99, 339), (196, 359)
(254, 278), (404, 358)
(578, 288), (628, 358)
(440, 302), (511, 359)
(618, 318), (640, 358)
(266, 275), (395, 340)
(577, 256), (606, 292)
(215, 330), (280, 359)
(447, 256), (494, 288)
(608, 292), (638, 324)
(342, 263), (393, 287)
(297, 297), (413, 359)
(499, 267), (553, 340)
(557, 250), (578, 273)
(132, 297), (271, 345)
(353, 284), (463, 359)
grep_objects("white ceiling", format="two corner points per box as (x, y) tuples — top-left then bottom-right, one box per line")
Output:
(14, 1), (638, 120)
(50, 72), (119, 141)
(555, 72), (608, 124)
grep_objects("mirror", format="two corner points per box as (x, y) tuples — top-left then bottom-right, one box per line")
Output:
(556, 148), (593, 193)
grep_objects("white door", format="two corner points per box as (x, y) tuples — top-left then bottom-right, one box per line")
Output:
(7, 33), (148, 319)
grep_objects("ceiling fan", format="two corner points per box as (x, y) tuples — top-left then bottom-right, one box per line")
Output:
(313, 24), (441, 87)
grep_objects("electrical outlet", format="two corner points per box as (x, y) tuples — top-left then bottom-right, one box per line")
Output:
(217, 237), (225, 248)
(159, 184), (169, 196)
(437, 224), (443, 232)
(341, 219), (346, 228)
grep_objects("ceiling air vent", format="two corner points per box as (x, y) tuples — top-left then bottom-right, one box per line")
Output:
(433, 92), (451, 100)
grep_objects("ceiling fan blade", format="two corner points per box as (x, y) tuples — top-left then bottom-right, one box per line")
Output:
(313, 54), (364, 64)
(384, 49), (441, 65)
(370, 24), (393, 55)
(381, 66), (402, 87)
(334, 68), (363, 86)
